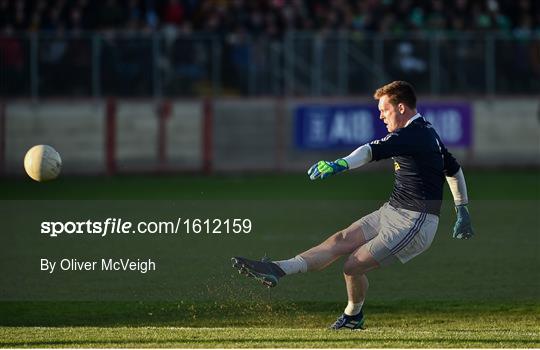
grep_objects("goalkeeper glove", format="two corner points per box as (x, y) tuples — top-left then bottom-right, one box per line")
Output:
(452, 204), (475, 239)
(307, 159), (349, 180)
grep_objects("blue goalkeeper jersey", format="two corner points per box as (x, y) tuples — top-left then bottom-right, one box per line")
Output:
(369, 114), (460, 215)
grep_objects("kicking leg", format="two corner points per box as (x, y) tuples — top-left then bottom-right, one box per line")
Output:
(299, 221), (366, 271)
(279, 220), (368, 273)
(231, 220), (369, 287)
(232, 208), (381, 288)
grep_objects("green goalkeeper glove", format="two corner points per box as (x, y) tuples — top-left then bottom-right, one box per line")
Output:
(453, 204), (475, 239)
(307, 159), (349, 180)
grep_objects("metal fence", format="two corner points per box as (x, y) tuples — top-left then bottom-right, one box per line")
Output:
(1, 31), (539, 98)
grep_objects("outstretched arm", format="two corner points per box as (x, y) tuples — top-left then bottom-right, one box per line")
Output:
(343, 144), (373, 169)
(446, 168), (475, 239)
(307, 144), (372, 180)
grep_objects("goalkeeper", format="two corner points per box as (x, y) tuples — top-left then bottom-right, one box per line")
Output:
(232, 81), (474, 330)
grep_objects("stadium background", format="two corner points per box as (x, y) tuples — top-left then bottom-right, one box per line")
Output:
(1, 0), (539, 348)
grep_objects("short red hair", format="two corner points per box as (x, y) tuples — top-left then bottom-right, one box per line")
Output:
(374, 81), (417, 109)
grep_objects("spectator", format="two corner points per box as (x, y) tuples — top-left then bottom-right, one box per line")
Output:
(0, 24), (25, 95)
(143, 0), (160, 30)
(163, 0), (184, 27)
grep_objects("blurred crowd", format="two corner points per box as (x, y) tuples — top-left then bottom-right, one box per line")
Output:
(1, 0), (539, 36)
(1, 0), (539, 97)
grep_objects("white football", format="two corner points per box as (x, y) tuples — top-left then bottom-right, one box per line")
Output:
(23, 145), (62, 182)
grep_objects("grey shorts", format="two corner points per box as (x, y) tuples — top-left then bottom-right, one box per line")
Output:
(357, 203), (439, 265)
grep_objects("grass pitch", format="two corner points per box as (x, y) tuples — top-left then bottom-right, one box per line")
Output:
(1, 301), (539, 347)
(0, 170), (539, 348)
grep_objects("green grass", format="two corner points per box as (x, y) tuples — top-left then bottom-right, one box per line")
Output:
(1, 301), (539, 347)
(0, 170), (539, 347)
(3, 326), (537, 348)
(0, 170), (538, 199)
